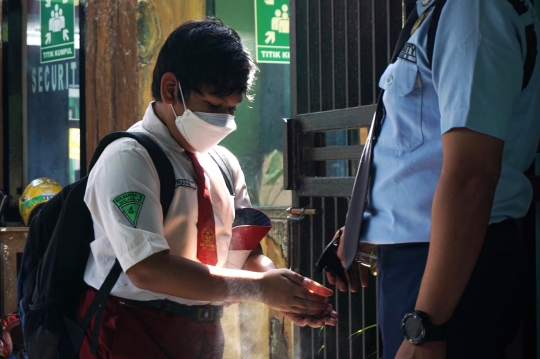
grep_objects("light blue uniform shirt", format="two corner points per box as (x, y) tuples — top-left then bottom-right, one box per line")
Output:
(361, 0), (540, 244)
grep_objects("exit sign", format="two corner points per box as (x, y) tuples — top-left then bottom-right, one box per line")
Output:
(254, 0), (290, 64)
(40, 0), (75, 63)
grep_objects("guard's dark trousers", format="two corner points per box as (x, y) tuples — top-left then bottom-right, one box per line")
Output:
(378, 219), (524, 358)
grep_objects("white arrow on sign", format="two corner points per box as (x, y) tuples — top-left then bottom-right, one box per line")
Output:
(265, 31), (276, 44)
(45, 32), (52, 44)
(63, 29), (70, 41)
(45, 0), (51, 7)
(63, 0), (69, 3)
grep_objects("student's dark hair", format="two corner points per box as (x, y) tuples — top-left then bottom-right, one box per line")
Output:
(151, 18), (257, 102)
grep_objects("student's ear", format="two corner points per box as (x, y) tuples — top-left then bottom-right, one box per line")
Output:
(160, 72), (179, 105)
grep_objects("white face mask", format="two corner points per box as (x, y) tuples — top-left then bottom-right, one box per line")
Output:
(172, 84), (236, 153)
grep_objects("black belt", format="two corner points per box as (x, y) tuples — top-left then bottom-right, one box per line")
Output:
(126, 299), (223, 322)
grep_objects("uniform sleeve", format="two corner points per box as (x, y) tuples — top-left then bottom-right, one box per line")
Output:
(432, 0), (524, 140)
(84, 139), (170, 271)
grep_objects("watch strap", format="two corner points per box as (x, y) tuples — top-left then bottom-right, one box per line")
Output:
(404, 310), (448, 345)
(423, 315), (448, 343)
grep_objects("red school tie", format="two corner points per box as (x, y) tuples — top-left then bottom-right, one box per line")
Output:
(185, 151), (218, 265)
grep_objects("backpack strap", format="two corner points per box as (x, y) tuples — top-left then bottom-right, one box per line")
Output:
(209, 147), (235, 197)
(507, 0), (538, 90)
(374, 6), (421, 141)
(404, 0), (417, 19)
(81, 131), (175, 354)
(391, 5), (421, 63)
(89, 132), (175, 217)
(77, 261), (122, 353)
(523, 21), (538, 90)
(427, 0), (537, 91)
(426, 0), (447, 69)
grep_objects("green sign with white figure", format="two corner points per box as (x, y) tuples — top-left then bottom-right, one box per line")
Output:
(254, 0), (290, 64)
(40, 0), (75, 63)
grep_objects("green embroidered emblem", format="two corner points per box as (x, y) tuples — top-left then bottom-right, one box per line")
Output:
(113, 192), (145, 227)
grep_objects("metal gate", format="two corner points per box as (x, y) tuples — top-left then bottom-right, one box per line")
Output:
(286, 1), (403, 357)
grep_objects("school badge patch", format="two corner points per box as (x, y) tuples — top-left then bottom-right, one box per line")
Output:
(113, 192), (145, 227)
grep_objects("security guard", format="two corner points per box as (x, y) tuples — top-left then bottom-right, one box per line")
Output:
(332, 0), (540, 358)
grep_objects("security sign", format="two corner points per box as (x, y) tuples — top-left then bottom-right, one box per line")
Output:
(255, 0), (290, 64)
(40, 0), (75, 63)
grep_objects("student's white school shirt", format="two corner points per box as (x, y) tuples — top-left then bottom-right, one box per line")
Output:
(83, 103), (251, 305)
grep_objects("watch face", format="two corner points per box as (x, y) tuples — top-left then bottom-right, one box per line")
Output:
(403, 314), (425, 343)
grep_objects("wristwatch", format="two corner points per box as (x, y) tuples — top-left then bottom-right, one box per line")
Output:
(401, 310), (448, 345)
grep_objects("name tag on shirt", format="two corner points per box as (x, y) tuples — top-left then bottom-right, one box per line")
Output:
(176, 179), (197, 190)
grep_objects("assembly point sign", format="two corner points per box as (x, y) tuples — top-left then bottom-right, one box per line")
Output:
(255, 0), (290, 64)
(40, 0), (75, 63)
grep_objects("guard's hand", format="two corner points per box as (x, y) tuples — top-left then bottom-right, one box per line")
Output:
(325, 227), (370, 292)
(260, 269), (334, 316)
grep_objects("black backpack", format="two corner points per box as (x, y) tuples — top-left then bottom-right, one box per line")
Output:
(15, 131), (235, 359)
(16, 132), (175, 358)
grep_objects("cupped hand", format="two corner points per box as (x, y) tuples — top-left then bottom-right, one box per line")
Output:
(281, 303), (338, 328)
(260, 269), (333, 316)
(325, 227), (370, 292)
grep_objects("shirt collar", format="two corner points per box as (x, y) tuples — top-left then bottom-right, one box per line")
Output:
(417, 0), (435, 15)
(141, 102), (185, 152)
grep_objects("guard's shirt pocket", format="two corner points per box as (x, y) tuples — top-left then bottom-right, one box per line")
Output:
(377, 59), (423, 152)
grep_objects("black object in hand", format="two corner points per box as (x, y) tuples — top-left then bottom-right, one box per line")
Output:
(315, 230), (348, 286)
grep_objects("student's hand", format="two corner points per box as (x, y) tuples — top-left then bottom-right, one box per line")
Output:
(259, 269), (333, 316)
(395, 340), (446, 359)
(325, 227), (370, 292)
(281, 303), (338, 328)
